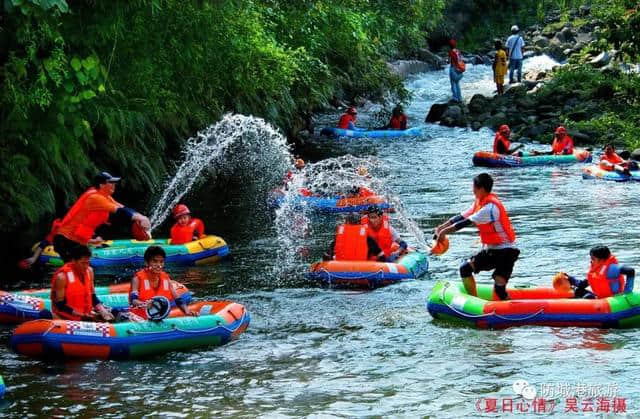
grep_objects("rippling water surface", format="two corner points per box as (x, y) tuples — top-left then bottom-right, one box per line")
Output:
(3, 57), (640, 417)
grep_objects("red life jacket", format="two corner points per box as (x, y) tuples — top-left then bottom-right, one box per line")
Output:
(338, 114), (356, 129)
(170, 218), (205, 244)
(493, 133), (511, 154)
(361, 215), (393, 257)
(551, 135), (574, 155)
(50, 263), (94, 320)
(471, 193), (516, 246)
(333, 224), (369, 261)
(389, 114), (407, 130)
(587, 255), (625, 298)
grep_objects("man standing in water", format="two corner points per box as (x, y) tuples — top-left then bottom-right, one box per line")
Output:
(433, 173), (519, 300)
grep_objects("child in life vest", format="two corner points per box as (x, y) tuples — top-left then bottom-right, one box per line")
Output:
(129, 246), (196, 317)
(170, 204), (205, 244)
(558, 246), (635, 299)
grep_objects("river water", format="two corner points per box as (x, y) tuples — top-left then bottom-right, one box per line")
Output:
(2, 57), (640, 417)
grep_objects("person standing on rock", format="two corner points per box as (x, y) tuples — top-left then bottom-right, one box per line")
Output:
(492, 40), (508, 95)
(448, 39), (465, 103)
(506, 25), (525, 84)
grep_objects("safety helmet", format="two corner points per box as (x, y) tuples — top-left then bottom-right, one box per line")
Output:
(347, 107), (357, 115)
(498, 124), (511, 136)
(431, 236), (450, 256)
(294, 158), (305, 169)
(146, 296), (171, 321)
(555, 126), (567, 135)
(173, 204), (190, 219)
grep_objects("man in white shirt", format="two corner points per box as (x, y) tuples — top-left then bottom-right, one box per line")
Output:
(506, 25), (525, 83)
(434, 173), (520, 300)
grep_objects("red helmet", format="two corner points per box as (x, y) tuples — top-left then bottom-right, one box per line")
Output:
(448, 39), (457, 48)
(347, 107), (357, 115)
(173, 204), (190, 219)
(555, 126), (567, 135)
(498, 124), (511, 136)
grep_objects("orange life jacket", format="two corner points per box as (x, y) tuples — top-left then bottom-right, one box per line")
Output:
(551, 135), (574, 155)
(50, 263), (94, 320)
(587, 255), (625, 298)
(389, 114), (407, 130)
(132, 269), (175, 302)
(493, 133), (510, 154)
(338, 114), (356, 129)
(57, 189), (118, 245)
(361, 215), (393, 257)
(471, 193), (516, 246)
(333, 224), (369, 261)
(599, 152), (624, 170)
(358, 187), (375, 197)
(47, 187), (97, 243)
(170, 218), (205, 244)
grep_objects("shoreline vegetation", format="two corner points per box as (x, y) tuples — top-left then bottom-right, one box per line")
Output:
(1, 0), (638, 268)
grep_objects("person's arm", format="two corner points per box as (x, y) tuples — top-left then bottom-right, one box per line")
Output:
(19, 239), (48, 268)
(366, 237), (385, 261)
(347, 121), (356, 130)
(89, 270), (113, 321)
(621, 266), (635, 293)
(323, 239), (336, 261)
(400, 116), (407, 130)
(171, 281), (197, 316)
(129, 275), (144, 307)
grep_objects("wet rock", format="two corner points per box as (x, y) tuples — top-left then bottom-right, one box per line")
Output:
(471, 121), (482, 131)
(440, 105), (468, 127)
(630, 148), (640, 162)
(425, 103), (448, 123)
(416, 49), (446, 70)
(589, 51), (611, 68)
(468, 94), (490, 114)
(483, 112), (507, 130)
(532, 35), (550, 48)
(515, 96), (536, 109)
(387, 60), (433, 79)
(554, 27), (576, 44)
(579, 5), (591, 16)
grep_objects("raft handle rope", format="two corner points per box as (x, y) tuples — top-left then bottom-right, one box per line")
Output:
(125, 312), (248, 336)
(318, 268), (387, 288)
(439, 282), (546, 322)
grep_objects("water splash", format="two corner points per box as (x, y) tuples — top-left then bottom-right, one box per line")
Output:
(272, 155), (429, 276)
(149, 114), (291, 230)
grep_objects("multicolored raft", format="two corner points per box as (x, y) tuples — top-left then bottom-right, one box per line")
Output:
(582, 165), (640, 182)
(268, 192), (393, 213)
(308, 251), (429, 289)
(11, 300), (250, 360)
(320, 126), (423, 139)
(37, 235), (230, 268)
(427, 280), (640, 329)
(472, 149), (592, 168)
(1, 282), (191, 324)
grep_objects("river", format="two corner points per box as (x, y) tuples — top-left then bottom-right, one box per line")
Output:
(2, 56), (639, 417)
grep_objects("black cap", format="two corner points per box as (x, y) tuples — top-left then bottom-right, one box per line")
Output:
(94, 171), (121, 185)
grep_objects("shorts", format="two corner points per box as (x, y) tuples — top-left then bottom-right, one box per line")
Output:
(53, 234), (86, 263)
(470, 247), (520, 282)
(494, 73), (505, 85)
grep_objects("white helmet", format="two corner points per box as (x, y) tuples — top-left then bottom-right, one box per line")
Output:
(511, 25), (520, 33)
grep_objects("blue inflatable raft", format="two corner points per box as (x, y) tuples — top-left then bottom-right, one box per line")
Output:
(320, 126), (423, 139)
(582, 165), (640, 182)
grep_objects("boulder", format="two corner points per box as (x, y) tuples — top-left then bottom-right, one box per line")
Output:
(515, 96), (537, 109)
(630, 148), (640, 162)
(425, 103), (448, 123)
(532, 35), (550, 48)
(483, 112), (507, 130)
(440, 105), (468, 127)
(579, 5), (591, 16)
(416, 49), (446, 70)
(589, 51), (611, 68)
(387, 60), (433, 79)
(468, 94), (491, 114)
(471, 121), (482, 131)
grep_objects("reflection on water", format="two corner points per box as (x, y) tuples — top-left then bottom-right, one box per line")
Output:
(2, 55), (640, 417)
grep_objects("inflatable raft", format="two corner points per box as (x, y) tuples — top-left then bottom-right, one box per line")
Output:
(37, 235), (230, 268)
(11, 300), (250, 360)
(472, 149), (592, 168)
(268, 192), (392, 214)
(582, 165), (640, 182)
(427, 280), (640, 329)
(1, 283), (191, 324)
(18, 282), (132, 298)
(308, 251), (429, 289)
(320, 126), (423, 139)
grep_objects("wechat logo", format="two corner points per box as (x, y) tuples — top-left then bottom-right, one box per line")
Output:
(513, 379), (537, 400)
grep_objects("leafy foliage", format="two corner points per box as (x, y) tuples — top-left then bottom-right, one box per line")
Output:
(0, 0), (445, 232)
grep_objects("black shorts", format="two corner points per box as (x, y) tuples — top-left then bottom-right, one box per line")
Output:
(53, 234), (86, 263)
(470, 247), (520, 282)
